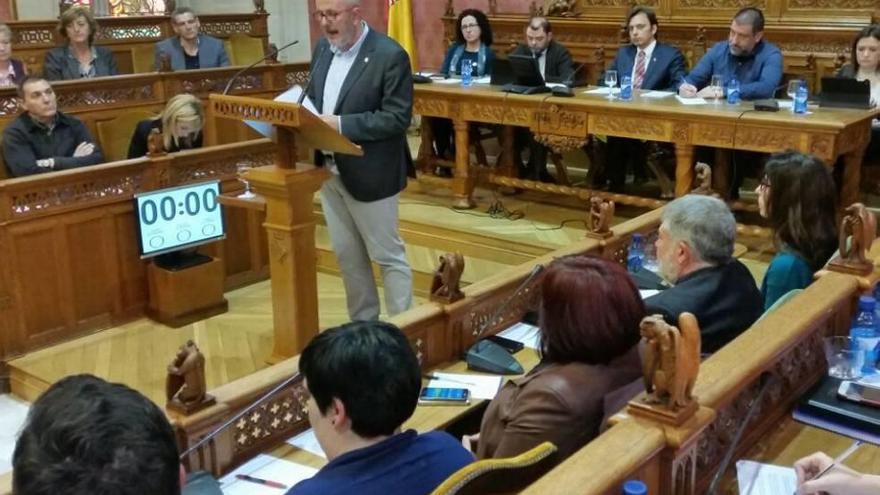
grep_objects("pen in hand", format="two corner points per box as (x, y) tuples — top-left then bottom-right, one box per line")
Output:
(793, 440), (862, 495)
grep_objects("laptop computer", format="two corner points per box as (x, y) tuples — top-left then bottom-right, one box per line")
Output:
(501, 54), (551, 95)
(490, 57), (515, 86)
(818, 77), (872, 109)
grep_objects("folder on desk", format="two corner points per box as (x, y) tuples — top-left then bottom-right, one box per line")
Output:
(793, 376), (880, 444)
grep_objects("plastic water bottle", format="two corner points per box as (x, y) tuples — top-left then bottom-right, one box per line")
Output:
(794, 83), (808, 114)
(622, 480), (648, 495)
(850, 295), (879, 374)
(620, 75), (633, 101)
(627, 233), (645, 273)
(726, 78), (740, 105)
(460, 60), (473, 88)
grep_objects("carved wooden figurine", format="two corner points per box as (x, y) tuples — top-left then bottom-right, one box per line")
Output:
(544, 0), (579, 17)
(587, 196), (614, 239)
(445, 0), (455, 17)
(691, 162), (717, 197)
(829, 203), (877, 275)
(629, 313), (701, 425)
(158, 51), (172, 73)
(253, 0), (267, 14)
(166, 340), (215, 414)
(147, 128), (166, 156)
(164, 0), (176, 15)
(430, 252), (465, 304)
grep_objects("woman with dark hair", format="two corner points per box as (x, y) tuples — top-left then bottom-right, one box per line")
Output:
(838, 25), (880, 162)
(44, 6), (118, 81)
(440, 9), (496, 77)
(756, 151), (838, 310)
(431, 9), (497, 174)
(466, 256), (644, 462)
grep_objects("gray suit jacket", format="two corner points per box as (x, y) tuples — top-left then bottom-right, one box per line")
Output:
(43, 45), (118, 81)
(307, 28), (413, 202)
(155, 34), (230, 71)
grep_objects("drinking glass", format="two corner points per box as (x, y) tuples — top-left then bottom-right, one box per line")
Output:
(710, 75), (724, 103)
(236, 161), (256, 199)
(823, 336), (865, 380)
(787, 79), (803, 112)
(604, 70), (618, 100)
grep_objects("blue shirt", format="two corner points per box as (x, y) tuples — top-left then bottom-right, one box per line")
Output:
(286, 430), (474, 495)
(684, 40), (783, 100)
(761, 251), (813, 310)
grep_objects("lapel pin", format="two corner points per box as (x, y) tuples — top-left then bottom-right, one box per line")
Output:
(364, 57), (369, 63)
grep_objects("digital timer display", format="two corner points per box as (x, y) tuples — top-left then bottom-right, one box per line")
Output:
(133, 181), (225, 258)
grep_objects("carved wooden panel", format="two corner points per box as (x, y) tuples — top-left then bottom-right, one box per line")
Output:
(232, 382), (309, 454)
(96, 24), (163, 41)
(535, 105), (588, 137)
(591, 114), (669, 141)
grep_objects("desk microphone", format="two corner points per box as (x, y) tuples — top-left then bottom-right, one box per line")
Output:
(223, 39), (300, 95)
(465, 264), (544, 375)
(705, 373), (774, 495)
(297, 44), (328, 105)
(179, 371), (303, 459)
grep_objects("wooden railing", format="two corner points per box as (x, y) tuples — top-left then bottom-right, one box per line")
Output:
(174, 208), (663, 476)
(7, 11), (269, 75)
(0, 139), (276, 373)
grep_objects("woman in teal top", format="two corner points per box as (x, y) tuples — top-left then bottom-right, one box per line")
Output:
(756, 151), (838, 309)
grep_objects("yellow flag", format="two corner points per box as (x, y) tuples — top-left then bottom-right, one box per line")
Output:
(387, 0), (418, 71)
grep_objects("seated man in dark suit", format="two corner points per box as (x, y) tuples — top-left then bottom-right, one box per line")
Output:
(287, 320), (474, 495)
(3, 76), (103, 177)
(600, 6), (686, 192)
(155, 7), (230, 71)
(645, 195), (763, 353)
(511, 16), (574, 182)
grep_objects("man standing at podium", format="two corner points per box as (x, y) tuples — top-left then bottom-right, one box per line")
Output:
(306, 0), (414, 320)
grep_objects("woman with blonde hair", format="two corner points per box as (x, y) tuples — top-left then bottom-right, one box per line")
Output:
(44, 6), (118, 80)
(0, 24), (26, 87)
(127, 94), (204, 158)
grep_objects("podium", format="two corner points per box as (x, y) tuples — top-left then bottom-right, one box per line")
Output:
(208, 94), (362, 361)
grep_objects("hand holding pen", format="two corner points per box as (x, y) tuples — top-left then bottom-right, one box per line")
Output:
(793, 441), (880, 495)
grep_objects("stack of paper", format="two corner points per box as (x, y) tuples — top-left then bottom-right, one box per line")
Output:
(675, 95), (708, 105)
(427, 372), (503, 400)
(286, 429), (327, 459)
(498, 322), (541, 350)
(220, 454), (318, 494)
(736, 460), (796, 495)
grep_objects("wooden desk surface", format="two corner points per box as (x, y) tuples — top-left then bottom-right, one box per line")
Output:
(269, 346), (542, 469)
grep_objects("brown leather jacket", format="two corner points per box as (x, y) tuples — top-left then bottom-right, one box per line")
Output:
(476, 346), (642, 461)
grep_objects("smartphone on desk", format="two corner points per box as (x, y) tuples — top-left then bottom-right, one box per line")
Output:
(419, 387), (470, 405)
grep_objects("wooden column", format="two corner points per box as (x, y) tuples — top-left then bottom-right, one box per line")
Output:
(452, 119), (476, 209)
(245, 164), (330, 362)
(675, 143), (695, 197)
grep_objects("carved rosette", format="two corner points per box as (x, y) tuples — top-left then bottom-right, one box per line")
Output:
(13, 28), (54, 46)
(232, 383), (309, 454)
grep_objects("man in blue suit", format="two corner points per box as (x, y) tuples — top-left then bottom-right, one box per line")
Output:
(601, 7), (685, 192)
(155, 7), (230, 71)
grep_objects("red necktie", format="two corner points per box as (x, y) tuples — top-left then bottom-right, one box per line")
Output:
(633, 50), (646, 90)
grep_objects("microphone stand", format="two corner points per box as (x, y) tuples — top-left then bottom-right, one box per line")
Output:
(465, 264), (544, 375)
(179, 371), (303, 459)
(297, 43), (327, 105)
(222, 39), (300, 95)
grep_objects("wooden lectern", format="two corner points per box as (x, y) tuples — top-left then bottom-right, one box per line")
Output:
(208, 94), (362, 362)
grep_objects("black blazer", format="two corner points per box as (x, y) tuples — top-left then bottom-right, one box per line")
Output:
(605, 42), (686, 92)
(644, 260), (763, 353)
(127, 119), (203, 159)
(511, 40), (575, 83)
(306, 28), (413, 203)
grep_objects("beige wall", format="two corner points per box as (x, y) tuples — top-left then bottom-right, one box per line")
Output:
(15, 0), (58, 19)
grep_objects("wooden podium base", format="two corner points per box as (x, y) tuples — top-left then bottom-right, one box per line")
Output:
(147, 257), (228, 328)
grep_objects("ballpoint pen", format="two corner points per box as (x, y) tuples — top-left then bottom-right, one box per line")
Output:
(236, 473), (288, 490)
(793, 439), (862, 495)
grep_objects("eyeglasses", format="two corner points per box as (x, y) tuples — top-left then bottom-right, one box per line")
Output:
(312, 7), (354, 22)
(461, 23), (479, 30)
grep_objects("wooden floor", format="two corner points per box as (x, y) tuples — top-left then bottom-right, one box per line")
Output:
(8, 182), (619, 405)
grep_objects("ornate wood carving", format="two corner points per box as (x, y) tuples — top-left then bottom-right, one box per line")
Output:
(8, 172), (143, 218)
(166, 340), (216, 414)
(430, 252), (466, 304)
(55, 84), (156, 111)
(828, 203), (877, 275)
(592, 115), (666, 140)
(679, 0), (765, 6)
(545, 0), (580, 17)
(692, 162), (717, 196)
(693, 124), (735, 147)
(232, 381), (309, 454)
(788, 0), (876, 8)
(96, 24), (163, 42)
(413, 98), (451, 118)
(587, 196), (614, 239)
(466, 278), (542, 338)
(445, 0), (454, 16)
(535, 105), (588, 136)
(533, 134), (588, 153)
(253, 0), (267, 14)
(165, 0), (176, 15)
(735, 128), (800, 151)
(200, 21), (256, 37)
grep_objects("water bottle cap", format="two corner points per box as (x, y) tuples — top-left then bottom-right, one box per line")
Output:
(622, 480), (648, 495)
(858, 295), (876, 310)
(632, 233), (643, 241)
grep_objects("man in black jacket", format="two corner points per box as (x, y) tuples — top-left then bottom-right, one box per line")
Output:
(3, 76), (103, 177)
(511, 17), (574, 182)
(645, 195), (763, 353)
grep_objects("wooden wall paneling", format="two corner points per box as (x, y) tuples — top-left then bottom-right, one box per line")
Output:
(112, 207), (149, 317)
(63, 208), (120, 330)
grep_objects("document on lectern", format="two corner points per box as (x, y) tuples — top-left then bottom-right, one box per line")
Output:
(245, 85), (319, 139)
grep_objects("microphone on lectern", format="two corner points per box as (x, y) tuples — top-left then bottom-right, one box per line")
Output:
(297, 43), (328, 105)
(222, 39), (300, 95)
(465, 264), (544, 375)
